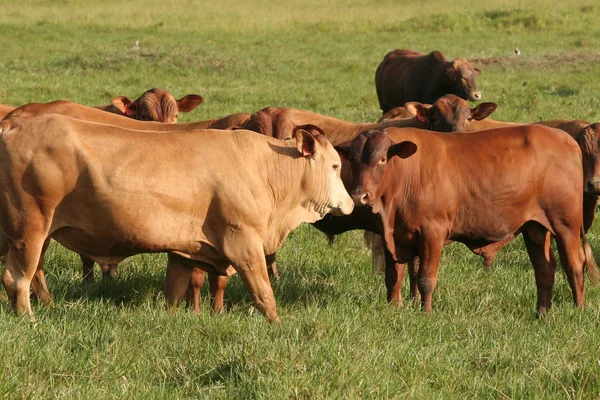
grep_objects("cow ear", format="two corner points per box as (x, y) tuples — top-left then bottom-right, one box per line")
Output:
(176, 94), (204, 112)
(334, 145), (350, 162)
(295, 124), (325, 137)
(388, 141), (417, 160)
(470, 102), (497, 121)
(296, 129), (318, 157)
(111, 96), (137, 117)
(406, 102), (430, 123)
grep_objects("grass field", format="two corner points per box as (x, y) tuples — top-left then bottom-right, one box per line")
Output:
(1, 0), (600, 398)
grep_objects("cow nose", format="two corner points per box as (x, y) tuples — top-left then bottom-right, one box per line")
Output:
(351, 192), (370, 205)
(586, 177), (600, 194)
(471, 91), (482, 101)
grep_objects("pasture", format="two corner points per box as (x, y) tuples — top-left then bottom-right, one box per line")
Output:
(1, 0), (600, 398)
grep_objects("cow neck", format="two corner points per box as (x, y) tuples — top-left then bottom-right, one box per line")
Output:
(372, 134), (429, 234)
(240, 137), (325, 254)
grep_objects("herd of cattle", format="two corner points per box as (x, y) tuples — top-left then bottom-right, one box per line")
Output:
(0, 49), (599, 323)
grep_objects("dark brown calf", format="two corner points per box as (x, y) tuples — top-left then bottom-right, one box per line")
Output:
(375, 50), (482, 113)
(338, 127), (599, 315)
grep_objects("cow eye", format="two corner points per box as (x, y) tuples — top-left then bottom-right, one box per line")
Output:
(333, 164), (340, 171)
(378, 157), (386, 165)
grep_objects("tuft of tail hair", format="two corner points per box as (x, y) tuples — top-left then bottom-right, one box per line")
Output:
(581, 227), (600, 286)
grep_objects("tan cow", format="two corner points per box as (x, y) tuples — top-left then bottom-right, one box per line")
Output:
(0, 114), (353, 321)
(97, 88), (203, 123)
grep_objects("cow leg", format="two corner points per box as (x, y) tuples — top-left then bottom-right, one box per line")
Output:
(2, 232), (48, 316)
(165, 254), (193, 313)
(30, 237), (53, 305)
(81, 255), (95, 283)
(266, 253), (280, 280)
(232, 247), (279, 322)
(208, 273), (228, 313)
(583, 194), (598, 233)
(365, 232), (385, 274)
(553, 226), (586, 309)
(417, 237), (444, 316)
(523, 227), (555, 315)
(185, 267), (206, 315)
(383, 247), (406, 307)
(101, 263), (118, 280)
(408, 256), (420, 301)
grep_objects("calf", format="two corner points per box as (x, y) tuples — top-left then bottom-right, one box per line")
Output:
(97, 88), (203, 123)
(0, 115), (353, 321)
(338, 127), (598, 314)
(375, 49), (482, 113)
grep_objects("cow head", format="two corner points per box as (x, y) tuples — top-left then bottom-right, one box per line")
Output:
(294, 125), (354, 216)
(445, 58), (482, 102)
(111, 88), (203, 123)
(405, 94), (497, 132)
(336, 130), (417, 207)
(577, 123), (600, 194)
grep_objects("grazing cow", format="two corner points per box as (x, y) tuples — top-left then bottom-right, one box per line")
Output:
(0, 115), (353, 321)
(375, 50), (482, 113)
(336, 127), (599, 314)
(97, 88), (203, 123)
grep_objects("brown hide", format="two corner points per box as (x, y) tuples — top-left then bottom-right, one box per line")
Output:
(375, 49), (482, 113)
(0, 114), (353, 320)
(342, 127), (598, 314)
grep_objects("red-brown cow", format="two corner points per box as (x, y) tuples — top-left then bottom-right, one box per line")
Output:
(98, 88), (203, 123)
(337, 127), (599, 315)
(375, 50), (482, 113)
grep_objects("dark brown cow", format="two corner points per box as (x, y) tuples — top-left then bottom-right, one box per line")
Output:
(97, 88), (203, 123)
(337, 127), (599, 315)
(375, 50), (482, 113)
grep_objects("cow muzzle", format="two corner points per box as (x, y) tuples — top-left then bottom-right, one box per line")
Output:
(585, 177), (600, 194)
(351, 191), (373, 206)
(330, 198), (354, 216)
(469, 91), (482, 101)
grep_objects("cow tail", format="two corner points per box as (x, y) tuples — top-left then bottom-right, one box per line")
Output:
(581, 226), (600, 286)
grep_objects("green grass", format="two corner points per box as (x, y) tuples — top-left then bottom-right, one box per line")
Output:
(1, 0), (600, 398)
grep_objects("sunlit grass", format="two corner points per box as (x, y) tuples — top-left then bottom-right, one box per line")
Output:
(1, 0), (600, 398)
